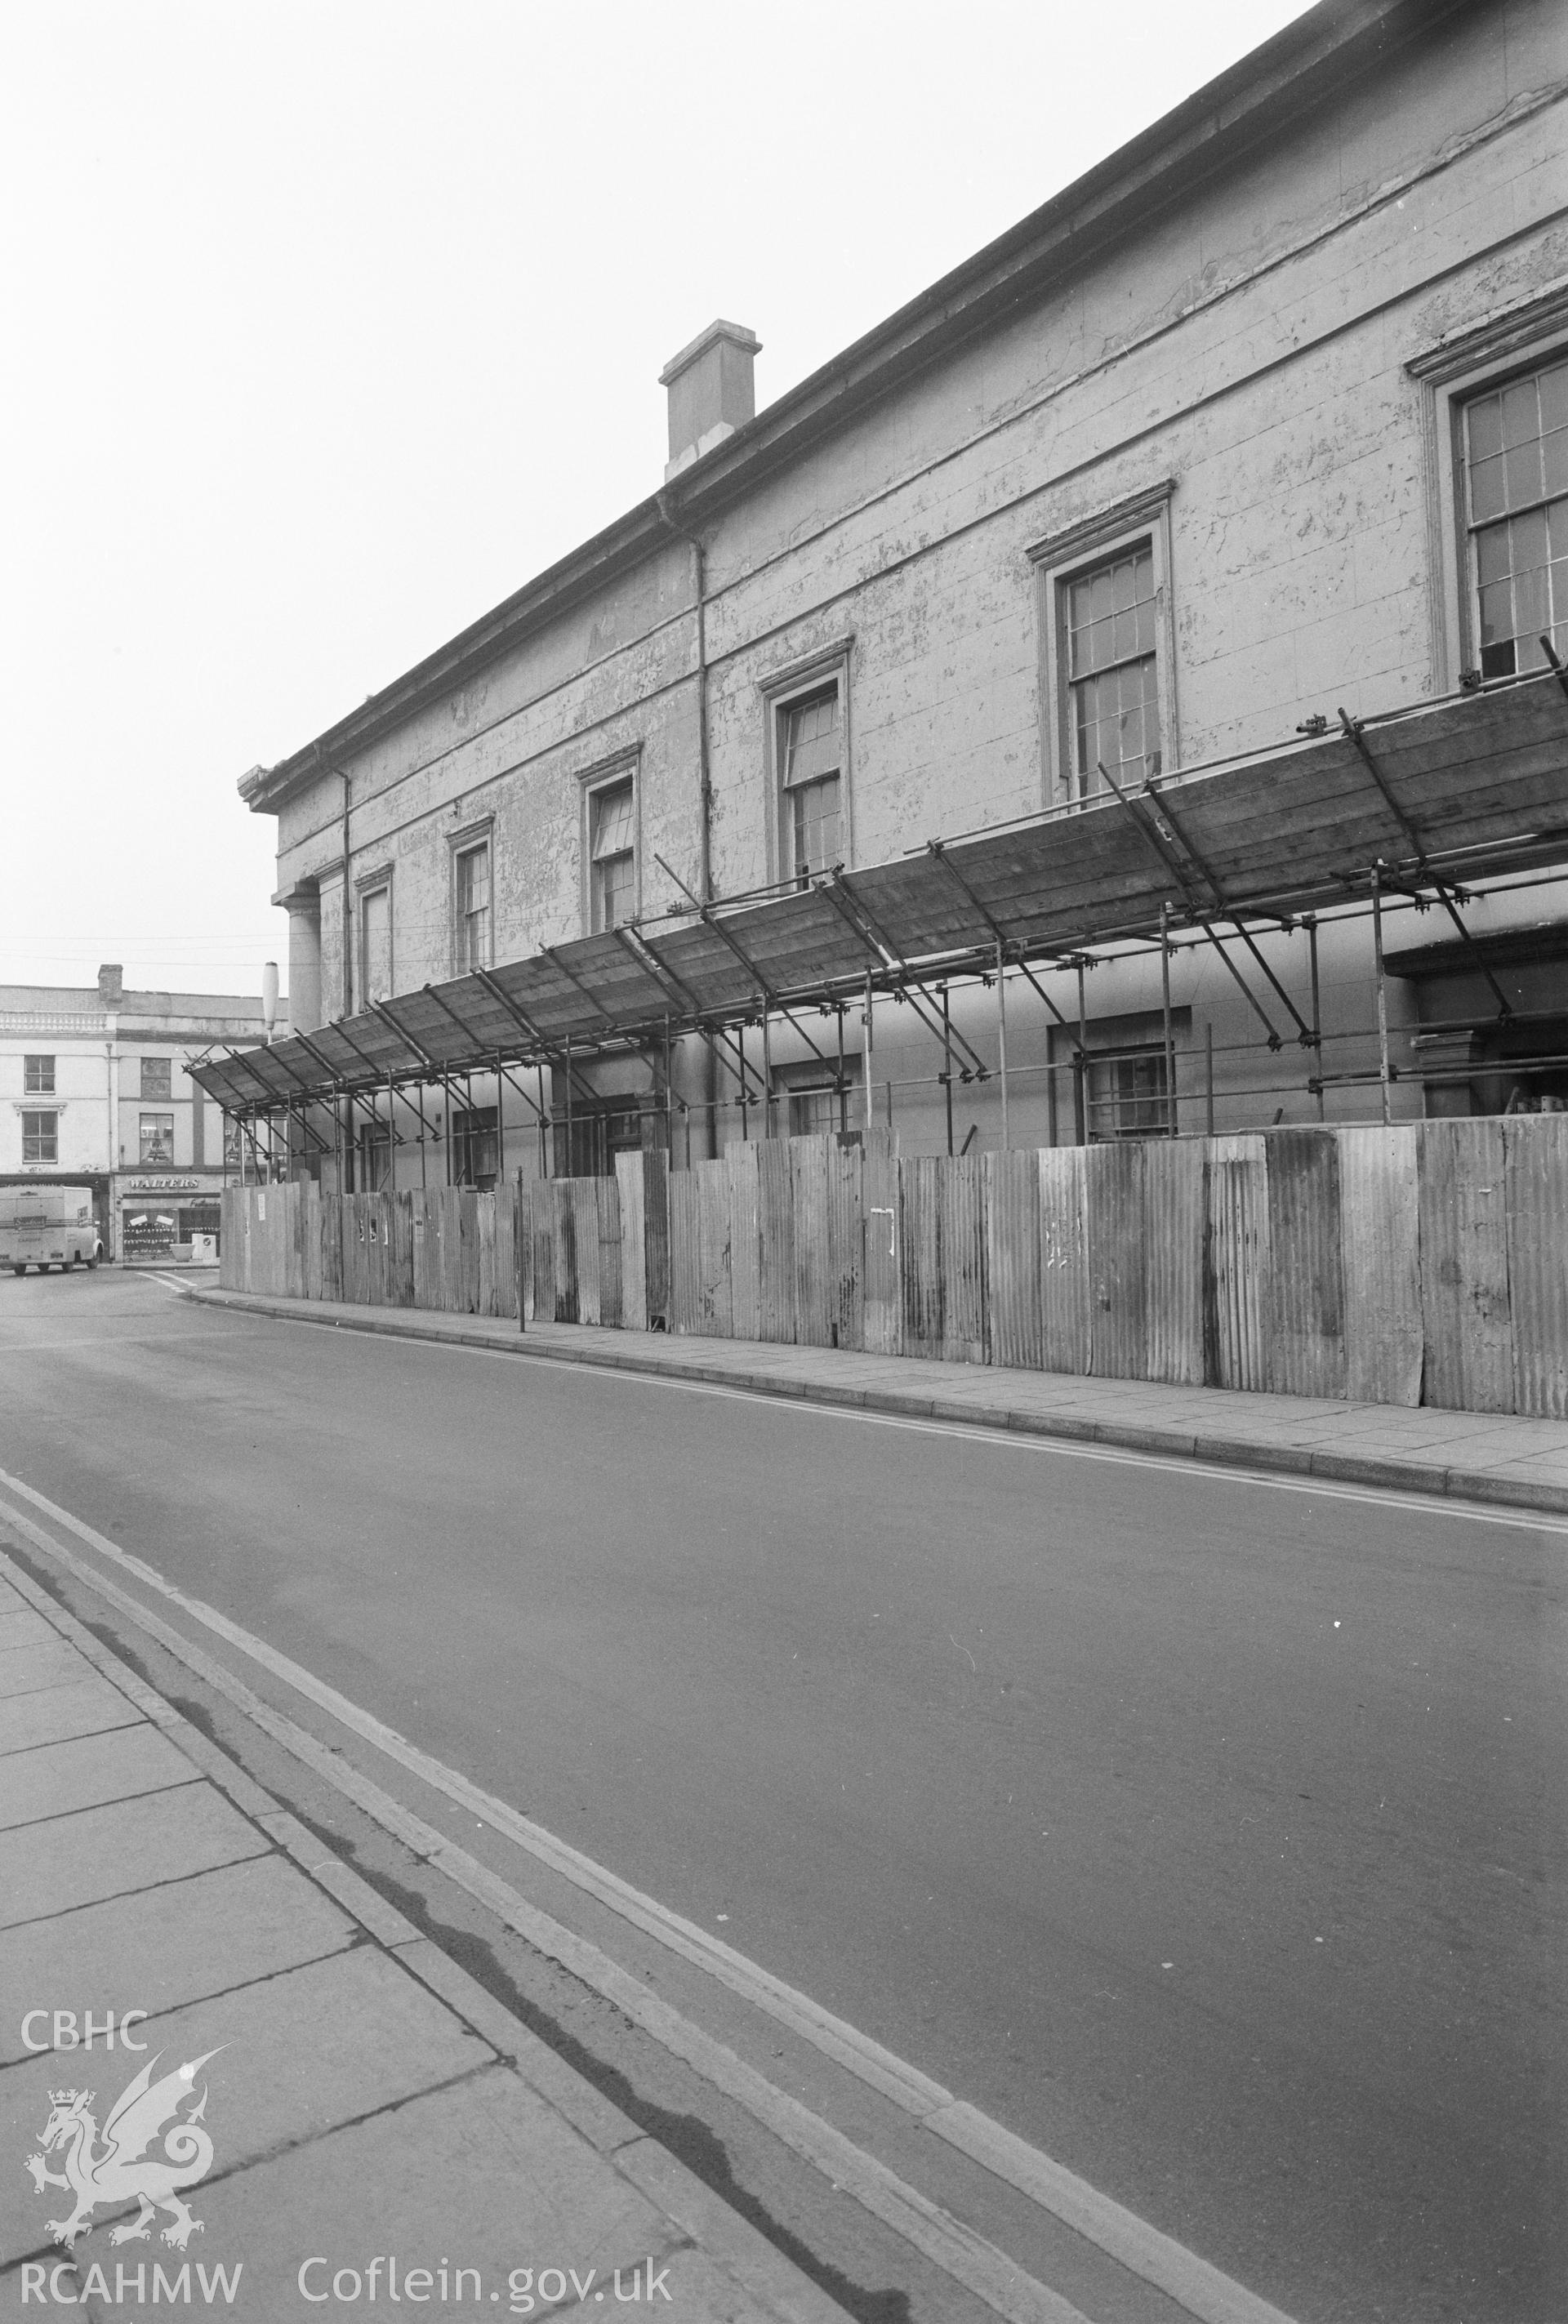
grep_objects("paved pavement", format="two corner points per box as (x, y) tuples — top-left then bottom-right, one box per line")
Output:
(0, 1549), (849, 2322)
(192, 1280), (1568, 1514)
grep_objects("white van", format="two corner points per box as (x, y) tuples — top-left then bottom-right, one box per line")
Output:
(0, 1186), (103, 1275)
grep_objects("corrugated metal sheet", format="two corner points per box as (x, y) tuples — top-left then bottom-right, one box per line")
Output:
(756, 1139), (794, 1342)
(901, 1155), (945, 1359)
(829, 1138), (864, 1353)
(614, 1154), (646, 1331)
(1338, 1126), (1420, 1406)
(1086, 1141), (1146, 1380)
(791, 1135), (835, 1348)
(984, 1150), (1043, 1372)
(643, 1148), (670, 1329)
(1266, 1129), (1346, 1399)
(1038, 1147), (1089, 1375)
(1504, 1115), (1568, 1418)
(1143, 1138), (1205, 1386)
(1208, 1135), (1269, 1391)
(862, 1134), (902, 1357)
(595, 1173), (622, 1330)
(568, 1181), (601, 1326)
(531, 1182), (555, 1325)
(695, 1158), (733, 1337)
(727, 1142), (761, 1342)
(666, 1169), (700, 1335)
(940, 1154), (987, 1365)
(1419, 1119), (1513, 1413)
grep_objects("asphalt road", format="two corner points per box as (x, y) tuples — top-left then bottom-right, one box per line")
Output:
(2, 1268), (1563, 2322)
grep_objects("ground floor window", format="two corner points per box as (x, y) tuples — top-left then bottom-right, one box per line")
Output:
(356, 1122), (392, 1191)
(121, 1207), (177, 1258)
(452, 1105), (498, 1190)
(1049, 1008), (1189, 1142)
(21, 1110), (57, 1163)
(1086, 1044), (1171, 1139)
(772, 1057), (862, 1138)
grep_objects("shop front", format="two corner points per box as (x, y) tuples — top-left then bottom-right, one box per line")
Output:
(115, 1173), (226, 1264)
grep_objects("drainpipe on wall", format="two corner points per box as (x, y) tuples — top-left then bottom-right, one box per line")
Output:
(341, 770), (354, 1019)
(655, 491), (717, 1157)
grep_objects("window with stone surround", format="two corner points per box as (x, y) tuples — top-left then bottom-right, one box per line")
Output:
(24, 1055), (54, 1094)
(1031, 483), (1178, 808)
(1463, 354), (1568, 680)
(22, 1110), (57, 1164)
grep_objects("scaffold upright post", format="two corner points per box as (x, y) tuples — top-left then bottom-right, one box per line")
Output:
(762, 1010), (775, 1138)
(1160, 903), (1176, 1136)
(942, 986), (954, 1156)
(1371, 861), (1392, 1125)
(999, 943), (1013, 1152)
(1076, 959), (1089, 1146)
(863, 974), (874, 1133)
(1307, 917), (1325, 1122)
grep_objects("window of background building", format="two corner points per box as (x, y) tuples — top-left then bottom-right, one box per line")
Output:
(140, 1112), (175, 1165)
(452, 1104), (497, 1190)
(590, 778), (636, 932)
(1464, 355), (1568, 679)
(360, 884), (392, 1008)
(24, 1055), (54, 1094)
(22, 1110), (57, 1164)
(781, 685), (843, 883)
(455, 843), (491, 973)
(140, 1056), (172, 1101)
(1062, 542), (1161, 799)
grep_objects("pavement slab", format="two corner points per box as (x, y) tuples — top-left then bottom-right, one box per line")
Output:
(0, 1724), (199, 1832)
(0, 1781), (270, 1933)
(0, 1675), (142, 1759)
(0, 1857), (357, 2066)
(0, 1556), (853, 2323)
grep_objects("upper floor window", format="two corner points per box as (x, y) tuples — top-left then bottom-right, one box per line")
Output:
(590, 778), (636, 932)
(22, 1111), (57, 1164)
(1464, 355), (1568, 679)
(1063, 543), (1160, 799)
(1031, 483), (1177, 808)
(24, 1055), (54, 1094)
(455, 842), (491, 973)
(140, 1112), (175, 1165)
(140, 1056), (172, 1101)
(360, 883), (392, 1008)
(781, 684), (843, 883)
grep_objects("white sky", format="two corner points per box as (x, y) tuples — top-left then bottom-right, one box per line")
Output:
(1, 0), (1312, 999)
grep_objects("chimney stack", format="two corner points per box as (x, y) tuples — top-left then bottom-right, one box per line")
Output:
(97, 962), (123, 1008)
(659, 320), (760, 480)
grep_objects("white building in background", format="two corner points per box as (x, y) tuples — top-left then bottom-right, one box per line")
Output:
(0, 964), (283, 1263)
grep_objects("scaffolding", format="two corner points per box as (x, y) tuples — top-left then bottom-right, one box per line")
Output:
(194, 665), (1568, 1170)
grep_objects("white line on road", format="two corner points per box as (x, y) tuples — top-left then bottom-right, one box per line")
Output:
(0, 1461), (1298, 2324)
